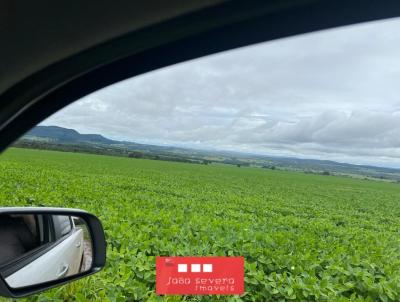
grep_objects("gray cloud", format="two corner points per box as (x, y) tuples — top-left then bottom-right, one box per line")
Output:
(43, 17), (400, 167)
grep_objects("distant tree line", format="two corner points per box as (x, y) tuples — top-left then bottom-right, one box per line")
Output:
(13, 140), (212, 166)
(22, 140), (398, 182)
(262, 165), (276, 170)
(128, 151), (203, 164)
(13, 140), (125, 157)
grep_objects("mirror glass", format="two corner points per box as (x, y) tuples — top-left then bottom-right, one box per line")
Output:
(0, 213), (93, 288)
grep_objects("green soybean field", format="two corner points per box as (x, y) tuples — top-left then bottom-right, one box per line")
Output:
(1, 147), (400, 302)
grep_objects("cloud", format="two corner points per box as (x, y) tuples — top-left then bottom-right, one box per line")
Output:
(42, 17), (400, 167)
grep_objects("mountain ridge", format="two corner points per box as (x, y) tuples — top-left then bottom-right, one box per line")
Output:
(26, 125), (117, 144)
(18, 125), (400, 182)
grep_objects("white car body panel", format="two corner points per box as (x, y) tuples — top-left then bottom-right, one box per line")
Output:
(5, 229), (84, 288)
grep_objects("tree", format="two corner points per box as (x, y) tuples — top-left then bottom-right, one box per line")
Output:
(128, 151), (144, 158)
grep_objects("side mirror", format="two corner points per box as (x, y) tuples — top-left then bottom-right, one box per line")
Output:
(0, 207), (106, 298)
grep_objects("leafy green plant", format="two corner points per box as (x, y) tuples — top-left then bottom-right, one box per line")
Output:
(0, 148), (400, 301)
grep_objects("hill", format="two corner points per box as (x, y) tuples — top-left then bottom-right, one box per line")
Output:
(15, 125), (400, 182)
(25, 125), (117, 144)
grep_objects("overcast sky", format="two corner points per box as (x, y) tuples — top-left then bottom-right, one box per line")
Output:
(43, 17), (400, 168)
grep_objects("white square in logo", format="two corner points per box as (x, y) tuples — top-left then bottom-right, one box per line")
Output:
(203, 264), (213, 272)
(191, 264), (201, 272)
(178, 264), (187, 272)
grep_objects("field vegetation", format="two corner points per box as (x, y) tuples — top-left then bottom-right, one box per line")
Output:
(1, 148), (400, 301)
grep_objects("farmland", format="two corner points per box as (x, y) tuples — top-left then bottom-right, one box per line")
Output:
(1, 148), (400, 301)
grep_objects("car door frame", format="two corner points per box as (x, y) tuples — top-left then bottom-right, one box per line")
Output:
(1, 1), (400, 152)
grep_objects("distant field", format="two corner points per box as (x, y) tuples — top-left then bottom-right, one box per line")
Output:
(1, 148), (400, 301)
